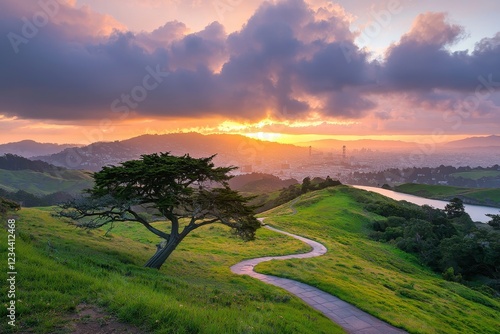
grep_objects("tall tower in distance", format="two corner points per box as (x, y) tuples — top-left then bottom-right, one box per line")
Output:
(309, 145), (312, 157)
(342, 145), (346, 160)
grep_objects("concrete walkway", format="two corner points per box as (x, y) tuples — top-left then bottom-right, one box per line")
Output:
(231, 222), (408, 334)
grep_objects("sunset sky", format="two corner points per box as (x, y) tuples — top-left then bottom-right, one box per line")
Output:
(1, 0), (499, 145)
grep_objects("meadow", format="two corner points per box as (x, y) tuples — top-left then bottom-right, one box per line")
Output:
(256, 186), (500, 334)
(1, 186), (499, 333)
(0, 207), (341, 333)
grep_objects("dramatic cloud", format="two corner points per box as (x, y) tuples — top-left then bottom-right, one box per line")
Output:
(402, 12), (464, 46)
(375, 12), (500, 134)
(0, 0), (499, 132)
(382, 13), (500, 91)
(0, 0), (369, 121)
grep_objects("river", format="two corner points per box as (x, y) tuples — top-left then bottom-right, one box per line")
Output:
(352, 185), (499, 223)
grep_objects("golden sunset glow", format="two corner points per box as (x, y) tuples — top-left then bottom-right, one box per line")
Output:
(1, 0), (498, 145)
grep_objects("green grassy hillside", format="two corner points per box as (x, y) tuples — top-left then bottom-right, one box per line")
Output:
(2, 186), (499, 333)
(0, 169), (93, 196)
(394, 183), (500, 207)
(0, 208), (342, 334)
(451, 170), (500, 180)
(256, 186), (500, 334)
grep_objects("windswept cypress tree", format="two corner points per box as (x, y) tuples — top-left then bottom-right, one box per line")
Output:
(58, 153), (260, 269)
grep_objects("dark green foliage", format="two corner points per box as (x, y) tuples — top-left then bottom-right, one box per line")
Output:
(486, 213), (500, 230)
(444, 197), (465, 219)
(58, 153), (261, 269)
(322, 176), (342, 188)
(0, 188), (73, 207)
(442, 267), (463, 282)
(301, 177), (311, 194)
(301, 176), (341, 194)
(364, 195), (500, 292)
(364, 201), (426, 220)
(250, 176), (342, 213)
(0, 153), (58, 173)
(0, 196), (20, 215)
(228, 173), (298, 193)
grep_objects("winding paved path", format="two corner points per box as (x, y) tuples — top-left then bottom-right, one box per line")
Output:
(231, 220), (408, 334)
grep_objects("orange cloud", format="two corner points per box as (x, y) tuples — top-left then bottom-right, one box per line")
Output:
(401, 12), (464, 46)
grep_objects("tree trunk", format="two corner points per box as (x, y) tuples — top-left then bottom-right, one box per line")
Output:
(144, 236), (181, 269)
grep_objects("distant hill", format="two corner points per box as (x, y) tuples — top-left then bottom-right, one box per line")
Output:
(35, 133), (308, 171)
(0, 154), (93, 196)
(444, 135), (500, 148)
(0, 140), (77, 158)
(0, 153), (63, 173)
(299, 135), (500, 152)
(296, 138), (419, 151)
(228, 173), (298, 193)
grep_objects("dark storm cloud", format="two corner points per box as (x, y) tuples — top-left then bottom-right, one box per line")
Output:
(1, 1), (499, 122)
(0, 0), (364, 121)
(291, 41), (377, 118)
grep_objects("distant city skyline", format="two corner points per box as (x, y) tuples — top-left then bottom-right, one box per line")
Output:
(1, 0), (499, 145)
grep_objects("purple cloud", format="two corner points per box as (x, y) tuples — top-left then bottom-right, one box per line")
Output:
(0, 1), (499, 126)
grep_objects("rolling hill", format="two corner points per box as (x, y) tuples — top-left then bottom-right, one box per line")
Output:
(228, 173), (298, 193)
(257, 186), (500, 333)
(0, 154), (93, 197)
(0, 140), (77, 158)
(296, 138), (419, 151)
(1, 187), (498, 333)
(444, 135), (500, 148)
(0, 169), (93, 196)
(35, 133), (309, 171)
(299, 135), (500, 152)
(1, 207), (339, 334)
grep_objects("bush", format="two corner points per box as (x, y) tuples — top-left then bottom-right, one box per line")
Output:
(442, 267), (462, 283)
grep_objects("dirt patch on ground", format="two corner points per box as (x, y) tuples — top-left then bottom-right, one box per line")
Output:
(65, 303), (145, 334)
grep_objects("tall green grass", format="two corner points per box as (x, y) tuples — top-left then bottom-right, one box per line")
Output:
(256, 186), (500, 334)
(3, 186), (498, 333)
(0, 208), (342, 333)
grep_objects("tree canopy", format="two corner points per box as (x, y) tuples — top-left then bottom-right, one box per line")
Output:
(486, 213), (500, 230)
(444, 197), (465, 219)
(0, 197), (20, 216)
(366, 195), (500, 293)
(58, 153), (260, 269)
